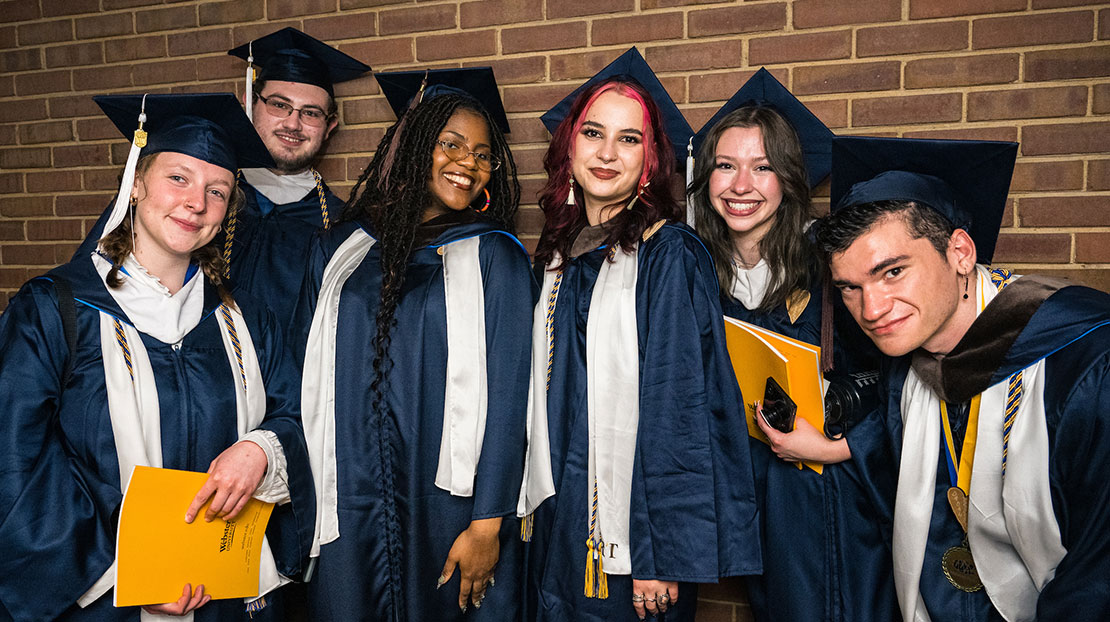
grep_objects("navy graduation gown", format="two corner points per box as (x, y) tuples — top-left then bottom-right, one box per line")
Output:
(290, 216), (534, 622)
(526, 223), (762, 622)
(878, 284), (1110, 621)
(0, 258), (315, 622)
(73, 180), (342, 329)
(723, 282), (898, 622)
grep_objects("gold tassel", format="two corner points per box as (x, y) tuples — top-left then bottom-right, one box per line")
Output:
(520, 514), (534, 542)
(584, 539), (596, 597)
(596, 545), (608, 599)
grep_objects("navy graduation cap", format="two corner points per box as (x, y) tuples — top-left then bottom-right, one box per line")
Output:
(830, 136), (1019, 264)
(540, 47), (693, 163)
(375, 67), (510, 134)
(94, 93), (274, 239)
(693, 68), (834, 189)
(228, 27), (371, 121)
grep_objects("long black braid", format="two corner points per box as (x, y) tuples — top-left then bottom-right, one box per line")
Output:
(340, 93), (520, 621)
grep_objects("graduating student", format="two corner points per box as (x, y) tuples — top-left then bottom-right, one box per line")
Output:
(815, 136), (1110, 622)
(688, 70), (896, 622)
(74, 28), (371, 328)
(290, 68), (531, 622)
(0, 94), (315, 621)
(518, 48), (762, 622)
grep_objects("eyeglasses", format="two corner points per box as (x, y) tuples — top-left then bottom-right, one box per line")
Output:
(436, 139), (501, 172)
(255, 93), (333, 127)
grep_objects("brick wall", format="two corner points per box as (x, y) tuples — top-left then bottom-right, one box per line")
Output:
(1, 0), (1107, 613)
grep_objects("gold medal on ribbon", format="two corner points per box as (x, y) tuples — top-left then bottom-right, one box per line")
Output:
(942, 537), (983, 592)
(946, 486), (969, 533)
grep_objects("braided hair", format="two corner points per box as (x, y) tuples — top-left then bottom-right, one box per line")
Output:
(339, 92), (520, 619)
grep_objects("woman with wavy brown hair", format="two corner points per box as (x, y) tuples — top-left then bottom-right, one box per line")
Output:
(518, 49), (761, 622)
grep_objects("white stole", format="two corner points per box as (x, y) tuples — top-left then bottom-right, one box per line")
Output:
(892, 266), (1064, 622)
(728, 258), (771, 311)
(82, 255), (274, 619)
(516, 263), (560, 516)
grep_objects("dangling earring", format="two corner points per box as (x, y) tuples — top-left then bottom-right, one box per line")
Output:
(625, 181), (649, 211)
(566, 175), (576, 206)
(478, 188), (491, 212)
(129, 195), (138, 256)
(963, 275), (970, 300)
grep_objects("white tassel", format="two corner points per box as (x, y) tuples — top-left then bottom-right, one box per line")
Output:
(100, 95), (148, 242)
(567, 177), (576, 206)
(245, 43), (255, 122)
(685, 137), (695, 228)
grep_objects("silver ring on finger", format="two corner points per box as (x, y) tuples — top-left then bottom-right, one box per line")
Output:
(632, 593), (646, 603)
(645, 597), (656, 602)
(659, 592), (670, 603)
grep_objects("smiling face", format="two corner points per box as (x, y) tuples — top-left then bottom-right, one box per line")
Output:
(250, 80), (338, 173)
(571, 90), (646, 221)
(424, 108), (492, 221)
(131, 151), (233, 267)
(708, 126), (784, 256)
(829, 215), (976, 357)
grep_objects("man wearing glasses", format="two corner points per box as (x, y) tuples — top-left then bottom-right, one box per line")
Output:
(226, 28), (372, 327)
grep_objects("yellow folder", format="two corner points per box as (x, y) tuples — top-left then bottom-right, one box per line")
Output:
(115, 466), (274, 607)
(722, 316), (825, 474)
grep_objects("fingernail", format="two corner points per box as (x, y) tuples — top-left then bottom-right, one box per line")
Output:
(475, 600), (482, 609)
(436, 575), (446, 589)
(461, 604), (468, 613)
(489, 577), (495, 587)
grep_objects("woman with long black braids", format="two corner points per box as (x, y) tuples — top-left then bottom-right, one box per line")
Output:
(291, 68), (532, 622)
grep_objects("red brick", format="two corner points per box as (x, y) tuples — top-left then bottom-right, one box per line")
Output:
(806, 98), (850, 129)
(340, 37), (414, 68)
(76, 118), (119, 141)
(14, 70), (70, 96)
(52, 144), (109, 168)
(18, 19), (73, 45)
(105, 34), (166, 63)
(904, 126), (1020, 143)
(971, 86), (1088, 122)
(57, 193), (113, 217)
(381, 4), (456, 35)
(0, 125), (13, 146)
(993, 233), (1071, 263)
(550, 49), (628, 81)
(339, 0), (407, 8)
(320, 127), (385, 157)
(1034, 0), (1099, 7)
(0, 0), (40, 24)
(0, 25), (15, 49)
(510, 147), (547, 176)
(45, 41), (103, 68)
(1090, 159), (1110, 190)
(507, 116), (550, 143)
(200, 1), (264, 26)
(0, 75), (13, 98)
(519, 177), (546, 205)
(515, 206), (545, 232)
(27, 219), (83, 241)
(0, 267), (36, 288)
(462, 56), (545, 85)
(910, 0), (1025, 19)
(750, 30), (852, 65)
(26, 170), (81, 193)
(503, 83), (577, 114)
(0, 195), (51, 217)
(105, 0), (164, 8)
(795, 0), (899, 29)
(461, 0), (543, 28)
(345, 155), (371, 180)
(76, 13), (135, 40)
(549, 0), (634, 19)
(793, 61), (900, 96)
(303, 12), (378, 41)
(643, 0), (730, 7)
(1, 243), (60, 266)
(1102, 8), (1109, 40)
(0, 146), (50, 168)
(1076, 232), (1110, 262)
(503, 22), (587, 54)
(18, 121), (73, 145)
(0, 222), (23, 241)
(1, 48), (41, 73)
(853, 93), (962, 127)
(342, 97), (396, 125)
(167, 28), (232, 57)
(270, 0), (337, 18)
(647, 40), (745, 73)
(1023, 122), (1110, 156)
(0, 171), (22, 193)
(1026, 45), (1110, 82)
(83, 168), (120, 191)
(594, 13), (685, 46)
(333, 74), (380, 98)
(689, 3), (787, 38)
(416, 30), (496, 63)
(43, 0), (99, 17)
(973, 11), (1094, 49)
(131, 58), (198, 86)
(905, 53), (1019, 89)
(1010, 160), (1084, 192)
(1019, 195), (1110, 227)
(73, 64), (132, 91)
(857, 21), (969, 57)
(688, 68), (788, 103)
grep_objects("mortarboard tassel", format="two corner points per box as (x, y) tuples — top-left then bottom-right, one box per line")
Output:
(245, 42), (255, 122)
(378, 71), (429, 195)
(685, 137), (695, 228)
(584, 538), (596, 598)
(100, 94), (148, 242)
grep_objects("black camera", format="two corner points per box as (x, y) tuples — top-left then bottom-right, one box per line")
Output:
(822, 370), (880, 439)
